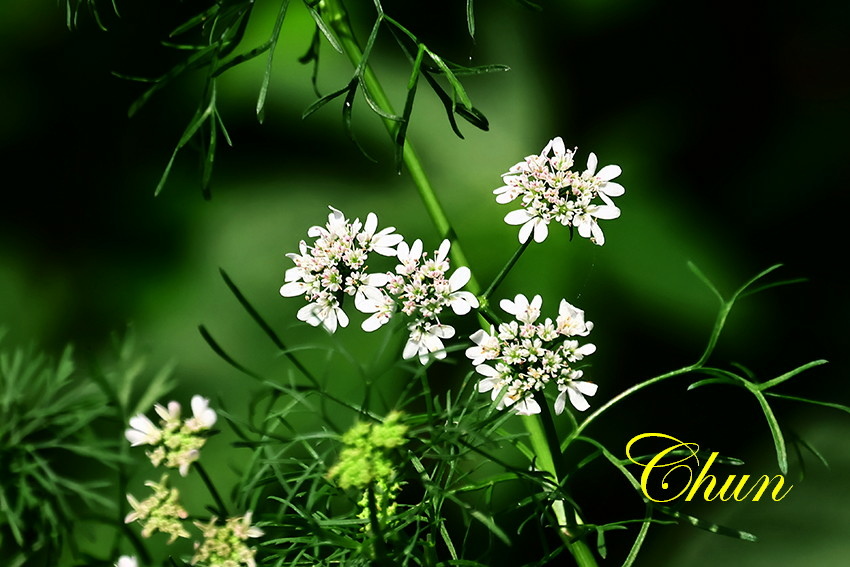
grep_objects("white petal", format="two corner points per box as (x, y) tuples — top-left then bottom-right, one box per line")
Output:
(363, 273), (390, 288)
(336, 308), (349, 329)
(504, 209), (532, 226)
(585, 152), (598, 175)
(554, 390), (567, 415)
(546, 136), (565, 156)
(364, 212), (378, 235)
(191, 395), (217, 428)
(593, 205), (621, 220)
(518, 220), (534, 243)
(322, 310), (339, 333)
(577, 343), (597, 356)
(402, 338), (419, 360)
(591, 223), (606, 246)
(436, 240), (451, 262)
(574, 381), (598, 397)
(596, 164), (621, 182)
(297, 303), (322, 326)
(280, 281), (307, 297)
(475, 364), (498, 378)
(567, 386), (590, 412)
(361, 313), (385, 332)
(450, 291), (478, 315)
(515, 397), (541, 416)
(499, 298), (518, 315)
(477, 377), (498, 393)
(448, 266), (471, 291)
(601, 181), (625, 197)
(532, 219), (549, 243)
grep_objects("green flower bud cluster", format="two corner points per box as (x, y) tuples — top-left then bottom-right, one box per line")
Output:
(327, 411), (408, 490)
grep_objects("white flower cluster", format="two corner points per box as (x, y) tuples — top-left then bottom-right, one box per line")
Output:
(495, 137), (624, 245)
(466, 294), (598, 416)
(124, 474), (190, 543)
(192, 512), (265, 567)
(280, 206), (403, 333)
(281, 207), (479, 364)
(125, 395), (217, 477)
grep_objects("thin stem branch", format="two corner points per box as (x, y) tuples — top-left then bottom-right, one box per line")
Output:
(195, 462), (229, 518)
(482, 239), (531, 301)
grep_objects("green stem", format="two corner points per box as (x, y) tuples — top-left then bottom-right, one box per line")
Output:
(367, 483), (391, 565)
(320, 0), (480, 295)
(482, 239), (531, 301)
(320, 3), (595, 565)
(195, 462), (229, 518)
(564, 365), (695, 451)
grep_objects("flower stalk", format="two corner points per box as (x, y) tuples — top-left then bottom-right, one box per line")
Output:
(319, 2), (599, 564)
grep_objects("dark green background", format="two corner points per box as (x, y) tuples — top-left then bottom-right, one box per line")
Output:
(1, 1), (848, 565)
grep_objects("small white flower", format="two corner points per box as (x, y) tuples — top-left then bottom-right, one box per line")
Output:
(555, 376), (598, 414)
(296, 296), (349, 333)
(466, 295), (598, 415)
(495, 139), (624, 245)
(116, 556), (138, 567)
(355, 286), (396, 332)
(504, 208), (549, 244)
(186, 395), (217, 432)
(556, 299), (594, 337)
(281, 206), (401, 333)
(359, 212), (404, 256)
(125, 414), (162, 447)
(403, 322), (455, 365)
(465, 327), (500, 365)
(447, 266), (479, 315)
(584, 152), (625, 200)
(499, 294), (542, 324)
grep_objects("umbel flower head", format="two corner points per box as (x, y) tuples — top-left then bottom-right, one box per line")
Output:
(280, 206), (404, 333)
(495, 137), (624, 245)
(192, 512), (264, 567)
(466, 294), (598, 416)
(125, 395), (217, 476)
(355, 239), (479, 364)
(124, 474), (190, 543)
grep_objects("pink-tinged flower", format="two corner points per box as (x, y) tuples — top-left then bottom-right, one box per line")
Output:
(126, 396), (217, 476)
(281, 206), (402, 333)
(495, 138), (624, 245)
(403, 322), (455, 365)
(125, 414), (162, 447)
(355, 286), (396, 332)
(466, 294), (598, 416)
(465, 327), (500, 365)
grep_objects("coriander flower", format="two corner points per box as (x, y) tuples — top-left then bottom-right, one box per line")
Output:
(125, 474), (190, 543)
(116, 556), (138, 567)
(125, 395), (217, 476)
(355, 239), (479, 364)
(466, 294), (597, 415)
(192, 512), (264, 567)
(495, 137), (624, 245)
(280, 206), (403, 333)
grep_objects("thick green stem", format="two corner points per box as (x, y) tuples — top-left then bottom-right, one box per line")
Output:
(320, 3), (596, 564)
